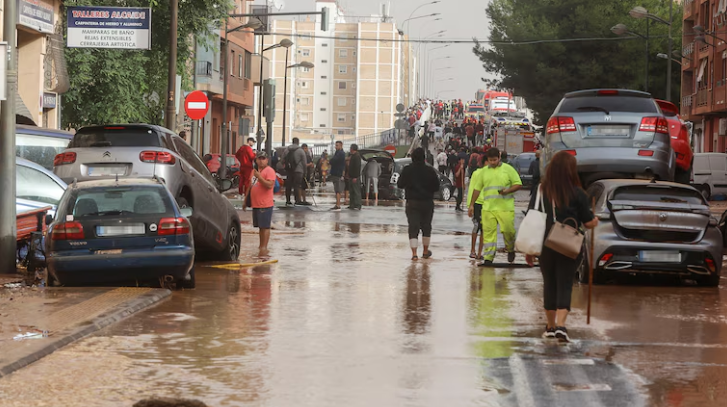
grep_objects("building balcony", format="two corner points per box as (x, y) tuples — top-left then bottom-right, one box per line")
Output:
(713, 80), (727, 110)
(682, 42), (694, 70)
(694, 88), (712, 116)
(683, 0), (694, 20)
(681, 94), (693, 117)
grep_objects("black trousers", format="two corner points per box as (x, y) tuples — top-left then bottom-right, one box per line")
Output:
(539, 246), (578, 311)
(286, 171), (303, 203)
(455, 187), (463, 207)
(405, 200), (434, 239)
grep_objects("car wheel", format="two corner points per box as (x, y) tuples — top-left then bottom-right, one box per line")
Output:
(576, 244), (605, 285)
(217, 222), (241, 261)
(700, 274), (721, 287)
(177, 196), (190, 209)
(697, 184), (711, 201)
(177, 267), (196, 289)
(440, 185), (452, 201)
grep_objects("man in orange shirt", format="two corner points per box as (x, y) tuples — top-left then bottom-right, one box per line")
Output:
(235, 137), (256, 198)
(250, 151), (276, 257)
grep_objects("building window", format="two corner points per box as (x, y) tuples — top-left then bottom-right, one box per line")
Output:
(231, 50), (235, 76)
(322, 60), (328, 63)
(238, 54), (243, 77)
(353, 67), (357, 73)
(338, 130), (346, 135)
(321, 91), (327, 95)
(302, 67), (311, 73)
(302, 49), (311, 57)
(339, 49), (348, 58)
(321, 124), (327, 128)
(339, 65), (347, 74)
(338, 98), (347, 106)
(300, 81), (309, 88)
(338, 82), (347, 90)
(321, 75), (328, 79)
(214, 46), (220, 71)
(321, 108), (327, 111)
(244, 51), (252, 79)
(722, 55), (726, 80)
(322, 43), (328, 47)
(338, 114), (346, 122)
(300, 97), (310, 105)
(351, 114), (356, 121)
(300, 112), (309, 121)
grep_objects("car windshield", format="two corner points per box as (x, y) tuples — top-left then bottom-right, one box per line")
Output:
(16, 133), (70, 170)
(16, 164), (65, 205)
(70, 128), (161, 148)
(559, 96), (658, 114)
(611, 185), (705, 206)
(68, 186), (173, 218)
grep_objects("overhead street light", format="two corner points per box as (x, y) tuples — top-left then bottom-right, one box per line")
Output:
(403, 1), (440, 35)
(281, 59), (314, 146)
(612, 23), (649, 92)
(629, 5), (673, 101)
(219, 17), (264, 179)
(255, 37), (293, 153)
(656, 52), (681, 66)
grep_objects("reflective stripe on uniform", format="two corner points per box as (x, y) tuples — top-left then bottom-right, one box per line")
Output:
(482, 194), (515, 200)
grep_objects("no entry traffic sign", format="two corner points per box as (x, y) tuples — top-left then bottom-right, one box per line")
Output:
(384, 144), (397, 156)
(184, 91), (209, 120)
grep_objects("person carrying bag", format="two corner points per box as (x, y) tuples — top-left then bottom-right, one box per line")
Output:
(523, 151), (598, 343)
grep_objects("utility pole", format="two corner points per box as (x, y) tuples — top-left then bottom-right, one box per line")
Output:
(220, 17), (230, 179)
(165, 0), (178, 131)
(191, 37), (199, 152)
(666, 0), (673, 102)
(0, 0), (18, 273)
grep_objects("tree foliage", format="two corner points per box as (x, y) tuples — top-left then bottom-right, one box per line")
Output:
(62, 0), (232, 129)
(474, 0), (683, 123)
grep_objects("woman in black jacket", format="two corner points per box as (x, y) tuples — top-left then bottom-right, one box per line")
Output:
(525, 151), (599, 343)
(397, 148), (440, 260)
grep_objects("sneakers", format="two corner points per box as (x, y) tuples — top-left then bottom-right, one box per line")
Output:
(285, 202), (293, 208)
(330, 206), (342, 211)
(542, 326), (556, 339)
(508, 251), (516, 263)
(296, 201), (312, 206)
(555, 326), (570, 343)
(478, 260), (494, 267)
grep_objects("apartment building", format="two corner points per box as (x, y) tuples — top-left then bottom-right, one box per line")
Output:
(0, 0), (68, 129)
(681, 0), (727, 153)
(257, 0), (416, 145)
(190, 0), (257, 155)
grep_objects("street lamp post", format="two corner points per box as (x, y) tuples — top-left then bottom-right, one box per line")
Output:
(220, 17), (262, 180)
(419, 30), (446, 97)
(630, 6), (673, 101)
(255, 38), (293, 153)
(428, 56), (451, 96)
(403, 1), (440, 34)
(612, 23), (649, 92)
(657, 53), (682, 66)
(282, 61), (314, 147)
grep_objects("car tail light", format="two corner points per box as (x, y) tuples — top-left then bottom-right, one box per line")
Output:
(53, 152), (77, 166)
(140, 151), (176, 165)
(597, 90), (619, 96)
(563, 150), (577, 156)
(639, 117), (669, 134)
(598, 253), (613, 267)
(638, 150), (654, 156)
(546, 117), (576, 134)
(51, 221), (84, 240)
(706, 257), (716, 273)
(158, 217), (190, 235)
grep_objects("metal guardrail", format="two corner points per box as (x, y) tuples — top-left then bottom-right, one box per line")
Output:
(196, 61), (212, 76)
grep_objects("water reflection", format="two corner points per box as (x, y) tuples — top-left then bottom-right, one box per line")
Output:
(469, 268), (514, 358)
(402, 263), (431, 337)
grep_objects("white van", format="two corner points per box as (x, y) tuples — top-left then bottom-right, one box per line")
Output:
(692, 153), (727, 200)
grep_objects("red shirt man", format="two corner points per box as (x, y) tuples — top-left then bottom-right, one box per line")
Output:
(235, 137), (257, 195)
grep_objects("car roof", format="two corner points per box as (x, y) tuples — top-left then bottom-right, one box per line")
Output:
(16, 156), (67, 188)
(75, 124), (170, 133)
(17, 124), (74, 139)
(593, 179), (697, 190)
(71, 178), (165, 189)
(564, 89), (652, 99)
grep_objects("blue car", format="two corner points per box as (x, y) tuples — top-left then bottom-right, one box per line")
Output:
(45, 178), (195, 288)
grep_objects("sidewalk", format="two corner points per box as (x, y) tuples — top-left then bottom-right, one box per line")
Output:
(0, 284), (170, 378)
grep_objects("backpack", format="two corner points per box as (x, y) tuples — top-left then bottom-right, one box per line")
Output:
(283, 148), (296, 172)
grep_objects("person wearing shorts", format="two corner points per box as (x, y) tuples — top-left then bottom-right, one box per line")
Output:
(251, 151), (276, 257)
(328, 140), (346, 211)
(467, 156), (486, 259)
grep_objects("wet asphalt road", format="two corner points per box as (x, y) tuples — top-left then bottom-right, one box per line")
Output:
(1, 190), (726, 406)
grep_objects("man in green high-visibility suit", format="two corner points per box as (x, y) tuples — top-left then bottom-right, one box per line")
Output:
(468, 147), (522, 266)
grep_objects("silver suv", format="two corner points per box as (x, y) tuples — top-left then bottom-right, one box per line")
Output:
(53, 124), (241, 261)
(543, 89), (675, 186)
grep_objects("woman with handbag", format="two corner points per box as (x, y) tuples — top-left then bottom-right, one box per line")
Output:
(525, 151), (598, 342)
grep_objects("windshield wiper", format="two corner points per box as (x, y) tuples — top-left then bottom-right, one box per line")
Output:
(576, 106), (611, 115)
(96, 210), (134, 216)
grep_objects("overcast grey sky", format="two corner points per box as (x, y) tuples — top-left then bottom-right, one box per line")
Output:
(256, 0), (495, 101)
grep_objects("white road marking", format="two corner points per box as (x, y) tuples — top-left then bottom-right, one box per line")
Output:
(508, 354), (537, 407)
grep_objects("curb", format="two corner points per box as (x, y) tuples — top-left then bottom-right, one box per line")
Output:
(0, 288), (172, 378)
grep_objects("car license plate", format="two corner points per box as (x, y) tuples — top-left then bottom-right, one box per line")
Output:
(96, 249), (122, 255)
(639, 250), (681, 263)
(586, 125), (630, 137)
(88, 166), (126, 177)
(97, 224), (145, 237)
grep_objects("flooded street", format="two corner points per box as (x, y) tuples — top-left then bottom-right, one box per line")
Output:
(1, 197), (726, 406)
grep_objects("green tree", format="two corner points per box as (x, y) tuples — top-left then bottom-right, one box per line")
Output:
(62, 0), (232, 129)
(474, 0), (682, 123)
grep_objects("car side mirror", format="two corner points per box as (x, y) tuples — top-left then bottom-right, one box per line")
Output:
(180, 207), (194, 218)
(217, 178), (233, 192)
(45, 214), (53, 226)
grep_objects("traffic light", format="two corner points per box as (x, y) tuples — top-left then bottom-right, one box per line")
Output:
(321, 7), (329, 31)
(263, 79), (276, 121)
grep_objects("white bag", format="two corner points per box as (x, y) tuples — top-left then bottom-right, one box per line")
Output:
(515, 186), (547, 256)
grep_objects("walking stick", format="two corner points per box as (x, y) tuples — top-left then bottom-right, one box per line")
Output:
(587, 197), (596, 325)
(304, 176), (317, 207)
